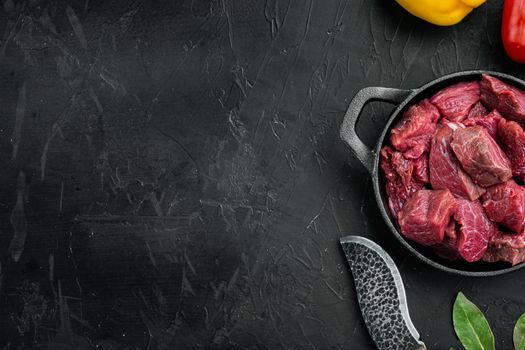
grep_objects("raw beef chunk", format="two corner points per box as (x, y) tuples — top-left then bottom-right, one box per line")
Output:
(390, 99), (440, 159)
(450, 126), (512, 187)
(413, 154), (429, 183)
(498, 119), (525, 182)
(397, 189), (457, 246)
(467, 101), (488, 119)
(433, 219), (460, 260)
(455, 199), (497, 262)
(380, 147), (427, 217)
(430, 81), (480, 121)
(380, 75), (525, 266)
(430, 123), (485, 200)
(433, 237), (460, 260)
(480, 74), (525, 124)
(483, 231), (525, 266)
(463, 109), (502, 140)
(482, 180), (525, 233)
(445, 219), (458, 240)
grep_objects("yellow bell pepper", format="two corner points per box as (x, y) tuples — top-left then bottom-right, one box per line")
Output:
(395, 0), (486, 26)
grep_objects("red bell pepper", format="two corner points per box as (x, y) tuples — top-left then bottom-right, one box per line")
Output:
(502, 0), (525, 63)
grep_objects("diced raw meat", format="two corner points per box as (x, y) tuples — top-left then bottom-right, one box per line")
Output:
(397, 189), (457, 246)
(466, 101), (488, 119)
(383, 75), (525, 266)
(498, 119), (525, 182)
(390, 99), (440, 159)
(445, 219), (458, 240)
(433, 237), (460, 260)
(450, 126), (512, 187)
(413, 154), (429, 183)
(482, 180), (525, 233)
(380, 146), (426, 217)
(463, 109), (502, 140)
(430, 81), (480, 121)
(483, 231), (525, 266)
(432, 219), (460, 260)
(381, 146), (412, 186)
(432, 218), (460, 260)
(455, 199), (497, 262)
(429, 123), (485, 200)
(480, 74), (525, 124)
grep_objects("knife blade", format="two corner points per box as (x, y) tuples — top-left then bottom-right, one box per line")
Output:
(340, 235), (426, 350)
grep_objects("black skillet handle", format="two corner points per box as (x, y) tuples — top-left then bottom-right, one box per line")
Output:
(340, 87), (413, 174)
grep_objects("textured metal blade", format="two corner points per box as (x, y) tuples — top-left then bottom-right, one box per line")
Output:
(340, 235), (426, 350)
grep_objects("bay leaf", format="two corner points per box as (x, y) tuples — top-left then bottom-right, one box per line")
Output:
(514, 313), (525, 350)
(453, 292), (494, 350)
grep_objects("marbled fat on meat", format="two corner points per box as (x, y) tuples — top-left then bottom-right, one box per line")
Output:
(480, 74), (525, 124)
(482, 180), (525, 233)
(455, 199), (497, 262)
(483, 231), (525, 266)
(397, 189), (457, 246)
(498, 119), (525, 182)
(466, 101), (488, 119)
(463, 109), (502, 140)
(380, 146), (427, 217)
(430, 81), (480, 121)
(390, 99), (440, 159)
(450, 126), (512, 187)
(429, 123), (485, 200)
(413, 154), (429, 183)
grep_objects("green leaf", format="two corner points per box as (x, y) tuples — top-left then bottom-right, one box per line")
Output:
(453, 292), (494, 350)
(514, 313), (525, 350)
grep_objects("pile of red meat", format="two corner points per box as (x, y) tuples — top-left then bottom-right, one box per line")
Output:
(381, 74), (525, 265)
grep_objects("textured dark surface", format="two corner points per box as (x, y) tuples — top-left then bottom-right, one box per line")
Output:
(0, 0), (523, 349)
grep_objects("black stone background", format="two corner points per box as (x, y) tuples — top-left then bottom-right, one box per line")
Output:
(0, 0), (522, 349)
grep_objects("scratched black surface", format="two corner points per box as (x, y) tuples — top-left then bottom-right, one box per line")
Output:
(0, 0), (523, 349)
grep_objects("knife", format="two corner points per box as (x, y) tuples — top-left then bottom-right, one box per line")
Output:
(340, 235), (427, 350)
